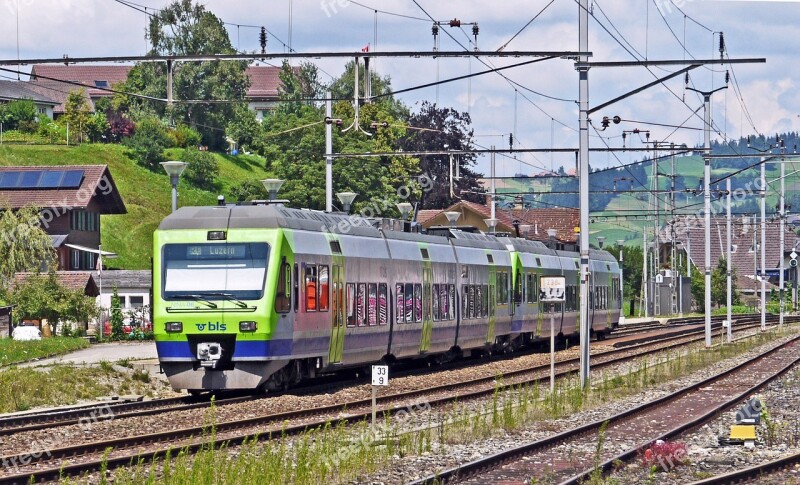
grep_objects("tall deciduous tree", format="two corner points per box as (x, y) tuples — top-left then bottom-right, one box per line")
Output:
(61, 90), (91, 143)
(398, 102), (484, 210)
(123, 0), (250, 149)
(0, 205), (56, 283)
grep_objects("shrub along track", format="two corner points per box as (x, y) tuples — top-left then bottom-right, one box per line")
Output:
(0, 315), (793, 483)
(407, 334), (800, 484)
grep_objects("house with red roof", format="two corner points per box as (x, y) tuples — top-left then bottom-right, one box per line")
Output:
(0, 165), (126, 271)
(25, 64), (286, 119)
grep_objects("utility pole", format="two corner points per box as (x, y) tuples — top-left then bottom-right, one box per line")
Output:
(325, 93), (333, 212)
(643, 231), (649, 318)
(670, 145), (678, 316)
(578, 0), (591, 388)
(686, 84), (727, 347)
(779, 140), (786, 327)
(761, 156), (767, 331)
(652, 141), (660, 316)
(726, 178), (732, 343)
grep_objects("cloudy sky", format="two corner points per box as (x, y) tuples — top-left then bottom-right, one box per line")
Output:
(1, 0), (798, 176)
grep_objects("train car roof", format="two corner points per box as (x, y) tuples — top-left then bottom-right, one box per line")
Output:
(158, 204), (381, 238)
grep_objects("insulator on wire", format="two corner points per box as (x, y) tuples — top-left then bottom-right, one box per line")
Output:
(719, 32), (725, 59)
(684, 72), (689, 85)
(725, 71), (730, 84)
(259, 27), (267, 54)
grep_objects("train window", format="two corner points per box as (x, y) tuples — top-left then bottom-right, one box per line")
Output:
(275, 260), (291, 313)
(448, 284), (456, 320)
(439, 285), (448, 321)
(421, 248), (430, 260)
(462, 285), (469, 319)
(413, 284), (423, 322)
(497, 272), (509, 305)
(293, 263), (299, 312)
(574, 261), (579, 269)
(487, 254), (494, 263)
(535, 257), (541, 267)
(329, 240), (342, 254)
(468, 286), (475, 319)
(396, 284), (405, 324)
(378, 283), (388, 325)
(368, 283), (378, 325)
(489, 284), (495, 317)
(432, 285), (440, 321)
(423, 278), (432, 322)
(475, 285), (482, 318)
(514, 271), (522, 304)
(318, 265), (330, 312)
(405, 283), (414, 323)
(346, 283), (356, 327)
(357, 283), (367, 326)
(304, 265), (318, 312)
(483, 285), (489, 317)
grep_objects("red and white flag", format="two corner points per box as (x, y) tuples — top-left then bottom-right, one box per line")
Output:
(361, 44), (370, 53)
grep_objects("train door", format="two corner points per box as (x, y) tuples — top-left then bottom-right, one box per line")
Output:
(486, 266), (497, 344)
(328, 264), (345, 364)
(420, 266), (433, 353)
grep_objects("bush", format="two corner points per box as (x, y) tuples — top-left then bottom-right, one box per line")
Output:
(107, 110), (135, 141)
(85, 112), (110, 143)
(228, 179), (268, 202)
(123, 117), (170, 169)
(0, 99), (37, 132)
(181, 147), (220, 190)
(172, 124), (202, 148)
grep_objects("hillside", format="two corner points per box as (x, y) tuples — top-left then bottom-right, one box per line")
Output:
(0, 144), (270, 269)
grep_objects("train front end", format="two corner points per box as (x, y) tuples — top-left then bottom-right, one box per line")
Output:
(153, 206), (289, 392)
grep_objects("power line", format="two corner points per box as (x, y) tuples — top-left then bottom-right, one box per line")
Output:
(496, 0), (557, 52)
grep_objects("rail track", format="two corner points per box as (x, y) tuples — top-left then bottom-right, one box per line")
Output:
(1, 316), (794, 483)
(0, 313), (777, 438)
(688, 449), (800, 484)
(408, 333), (800, 484)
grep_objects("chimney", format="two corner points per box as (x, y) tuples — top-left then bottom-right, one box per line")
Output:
(534, 222), (539, 235)
(485, 193), (492, 206)
(742, 215), (750, 234)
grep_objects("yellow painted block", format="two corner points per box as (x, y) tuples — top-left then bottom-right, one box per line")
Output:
(730, 425), (757, 440)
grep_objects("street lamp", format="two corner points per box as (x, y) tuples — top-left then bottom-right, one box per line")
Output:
(444, 211), (460, 228)
(337, 192), (357, 213)
(547, 228), (558, 250)
(396, 202), (412, 220)
(519, 224), (532, 239)
(160, 161), (188, 213)
(597, 236), (605, 249)
(261, 178), (285, 201)
(484, 218), (498, 234)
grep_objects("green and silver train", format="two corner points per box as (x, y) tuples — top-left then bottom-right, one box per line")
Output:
(153, 203), (621, 393)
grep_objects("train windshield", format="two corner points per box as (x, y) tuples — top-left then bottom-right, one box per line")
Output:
(162, 243), (269, 301)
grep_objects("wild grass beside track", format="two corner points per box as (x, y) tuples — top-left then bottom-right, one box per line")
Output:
(0, 336), (89, 367)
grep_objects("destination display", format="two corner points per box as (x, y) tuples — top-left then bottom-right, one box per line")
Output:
(185, 244), (248, 259)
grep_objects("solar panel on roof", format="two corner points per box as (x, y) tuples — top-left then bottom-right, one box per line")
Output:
(60, 170), (84, 188)
(38, 170), (64, 188)
(20, 171), (42, 187)
(0, 172), (21, 188)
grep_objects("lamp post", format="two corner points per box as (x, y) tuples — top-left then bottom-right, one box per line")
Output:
(261, 178), (285, 201)
(337, 192), (357, 214)
(160, 161), (188, 213)
(597, 236), (605, 249)
(397, 202), (412, 232)
(484, 218), (498, 234)
(547, 228), (558, 250)
(444, 211), (461, 228)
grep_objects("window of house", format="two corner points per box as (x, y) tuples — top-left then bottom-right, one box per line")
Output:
(346, 283), (356, 327)
(378, 283), (388, 325)
(37, 107), (46, 115)
(396, 283), (405, 324)
(304, 265), (318, 311)
(318, 265), (329, 311)
(130, 296), (144, 308)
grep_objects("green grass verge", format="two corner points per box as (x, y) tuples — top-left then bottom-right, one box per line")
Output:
(0, 144), (271, 269)
(0, 336), (89, 367)
(0, 362), (159, 413)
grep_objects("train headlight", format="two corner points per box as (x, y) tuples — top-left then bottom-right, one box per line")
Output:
(239, 321), (257, 332)
(165, 321), (183, 333)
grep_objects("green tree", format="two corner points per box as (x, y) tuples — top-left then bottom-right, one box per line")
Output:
(8, 271), (61, 329)
(397, 102), (484, 209)
(181, 147), (219, 190)
(227, 179), (268, 202)
(0, 205), (56, 283)
(110, 286), (125, 340)
(123, 117), (170, 170)
(0, 99), (37, 132)
(691, 257), (741, 311)
(225, 104), (264, 154)
(60, 89), (92, 143)
(85, 112), (110, 143)
(620, 245), (643, 315)
(122, 0), (250, 148)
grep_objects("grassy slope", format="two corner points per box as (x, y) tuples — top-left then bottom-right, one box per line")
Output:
(0, 144), (270, 269)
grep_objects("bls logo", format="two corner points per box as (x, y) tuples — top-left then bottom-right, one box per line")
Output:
(195, 322), (227, 331)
